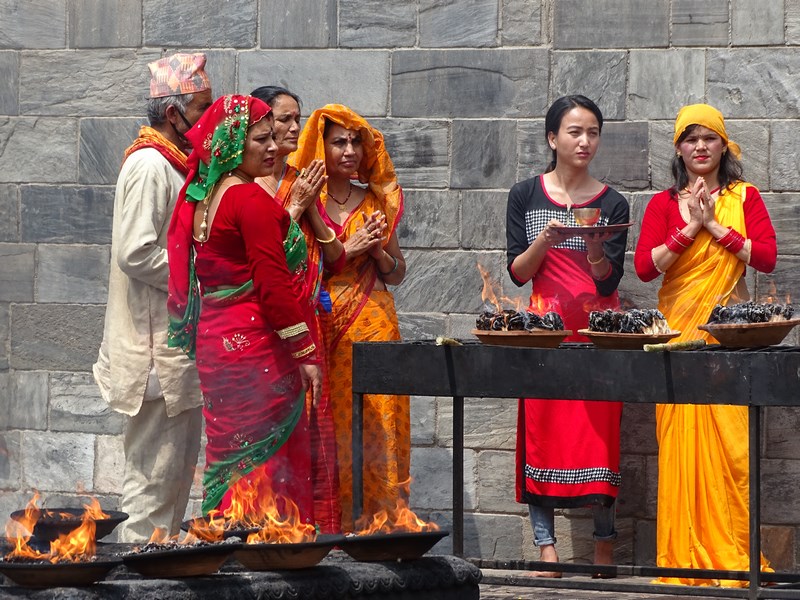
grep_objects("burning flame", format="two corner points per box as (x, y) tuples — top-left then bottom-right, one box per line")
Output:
(47, 515), (96, 562)
(4, 493), (99, 563)
(147, 527), (179, 544)
(763, 280), (778, 304)
(500, 295), (525, 312)
(757, 280), (791, 306)
(355, 497), (439, 535)
(354, 479), (439, 535)
(81, 497), (110, 521)
(477, 263), (502, 312)
(185, 472), (316, 545)
(185, 512), (227, 543)
(477, 264), (527, 313)
(530, 293), (557, 315)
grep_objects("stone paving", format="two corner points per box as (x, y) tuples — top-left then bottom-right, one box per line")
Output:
(479, 584), (720, 599)
(477, 570), (789, 600)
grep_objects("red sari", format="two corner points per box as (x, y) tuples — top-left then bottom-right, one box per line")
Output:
(272, 166), (342, 533)
(191, 183), (314, 519)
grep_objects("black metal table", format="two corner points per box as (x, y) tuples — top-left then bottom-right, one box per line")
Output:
(351, 341), (800, 600)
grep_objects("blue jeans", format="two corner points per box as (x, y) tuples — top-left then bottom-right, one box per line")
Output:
(528, 503), (617, 547)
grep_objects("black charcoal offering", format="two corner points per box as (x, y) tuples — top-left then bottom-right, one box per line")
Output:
(706, 301), (794, 324)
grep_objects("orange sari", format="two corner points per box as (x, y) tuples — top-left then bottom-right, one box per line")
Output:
(292, 104), (409, 532)
(655, 182), (771, 586)
(321, 190), (410, 531)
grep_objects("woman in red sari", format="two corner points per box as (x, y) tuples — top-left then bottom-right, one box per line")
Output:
(250, 86), (345, 533)
(167, 94), (321, 520)
(291, 104), (408, 531)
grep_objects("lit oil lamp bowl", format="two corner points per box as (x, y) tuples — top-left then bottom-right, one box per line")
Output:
(0, 557), (122, 588)
(234, 534), (344, 570)
(572, 207), (601, 226)
(340, 500), (448, 562)
(121, 539), (240, 578)
(10, 507), (129, 545)
(2, 496), (123, 586)
(339, 530), (449, 562)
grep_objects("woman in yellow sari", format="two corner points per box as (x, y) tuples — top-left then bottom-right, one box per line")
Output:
(291, 104), (408, 531)
(634, 104), (777, 586)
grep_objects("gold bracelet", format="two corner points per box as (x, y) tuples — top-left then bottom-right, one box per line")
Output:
(291, 343), (316, 360)
(587, 254), (605, 265)
(315, 228), (337, 244)
(277, 322), (309, 339)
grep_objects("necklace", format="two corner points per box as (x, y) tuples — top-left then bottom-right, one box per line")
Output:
(328, 183), (352, 206)
(197, 197), (210, 242)
(258, 175), (277, 196)
(197, 172), (252, 242)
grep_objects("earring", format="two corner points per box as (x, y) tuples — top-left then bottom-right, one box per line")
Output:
(676, 151), (680, 156)
(550, 144), (556, 150)
(723, 148), (728, 155)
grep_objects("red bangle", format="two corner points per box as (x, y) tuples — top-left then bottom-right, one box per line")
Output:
(716, 227), (746, 253)
(288, 334), (317, 361)
(674, 229), (695, 247)
(591, 262), (613, 280)
(665, 235), (688, 254)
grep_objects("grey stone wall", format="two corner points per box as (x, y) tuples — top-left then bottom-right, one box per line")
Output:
(1, 0), (800, 569)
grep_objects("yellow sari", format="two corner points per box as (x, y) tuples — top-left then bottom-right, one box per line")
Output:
(655, 182), (771, 586)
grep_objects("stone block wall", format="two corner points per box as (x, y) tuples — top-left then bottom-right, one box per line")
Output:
(2, 0), (800, 569)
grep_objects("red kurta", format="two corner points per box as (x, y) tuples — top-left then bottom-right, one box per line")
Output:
(514, 248), (623, 507)
(506, 175), (627, 508)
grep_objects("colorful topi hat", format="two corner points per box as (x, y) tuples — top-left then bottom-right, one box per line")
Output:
(148, 53), (211, 99)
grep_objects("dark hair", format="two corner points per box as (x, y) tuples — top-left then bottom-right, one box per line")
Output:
(670, 124), (743, 198)
(249, 86), (301, 109)
(322, 116), (340, 140)
(543, 95), (604, 173)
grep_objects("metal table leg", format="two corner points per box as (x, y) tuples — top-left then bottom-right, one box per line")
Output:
(353, 391), (364, 527)
(453, 395), (464, 557)
(748, 404), (761, 600)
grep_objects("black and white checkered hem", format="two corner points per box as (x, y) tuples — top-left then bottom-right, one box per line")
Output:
(525, 465), (621, 487)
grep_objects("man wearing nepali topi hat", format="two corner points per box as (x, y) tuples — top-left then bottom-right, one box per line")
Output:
(93, 53), (213, 542)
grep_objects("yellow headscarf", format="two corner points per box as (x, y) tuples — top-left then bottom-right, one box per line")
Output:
(673, 104), (741, 159)
(289, 104), (403, 235)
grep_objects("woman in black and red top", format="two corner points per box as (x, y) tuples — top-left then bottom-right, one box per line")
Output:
(506, 95), (629, 577)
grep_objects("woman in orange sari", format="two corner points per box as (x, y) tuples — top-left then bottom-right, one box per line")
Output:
(634, 104), (777, 586)
(250, 86), (345, 533)
(292, 104), (409, 531)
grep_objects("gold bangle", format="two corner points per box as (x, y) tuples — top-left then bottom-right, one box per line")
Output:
(315, 228), (337, 244)
(587, 254), (605, 265)
(277, 322), (309, 339)
(291, 343), (316, 359)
